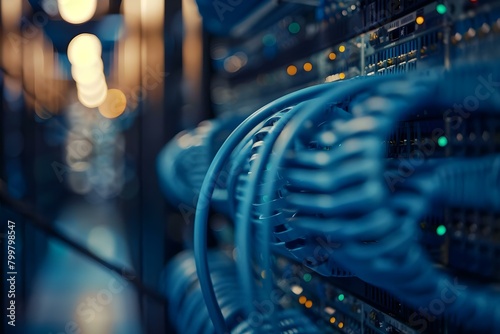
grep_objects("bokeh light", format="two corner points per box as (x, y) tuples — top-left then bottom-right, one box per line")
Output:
(68, 34), (102, 66)
(287, 65), (298, 76)
(58, 0), (97, 24)
(98, 89), (127, 119)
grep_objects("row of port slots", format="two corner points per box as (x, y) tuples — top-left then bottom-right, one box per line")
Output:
(422, 208), (500, 280)
(384, 116), (500, 157)
(366, 30), (443, 74)
(275, 258), (450, 332)
(361, 0), (434, 29)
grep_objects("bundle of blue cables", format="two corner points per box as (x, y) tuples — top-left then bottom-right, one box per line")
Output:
(194, 62), (500, 333)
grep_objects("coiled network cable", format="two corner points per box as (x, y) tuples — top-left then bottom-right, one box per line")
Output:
(157, 115), (245, 215)
(162, 250), (245, 334)
(235, 74), (411, 329)
(193, 80), (358, 333)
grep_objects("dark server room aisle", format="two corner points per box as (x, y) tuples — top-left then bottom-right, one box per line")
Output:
(1, 1), (500, 334)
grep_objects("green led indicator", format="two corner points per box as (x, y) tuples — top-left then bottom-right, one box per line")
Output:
(338, 294), (345, 301)
(436, 4), (447, 15)
(438, 136), (448, 147)
(288, 22), (301, 34)
(262, 34), (276, 46)
(303, 273), (312, 282)
(436, 225), (447, 236)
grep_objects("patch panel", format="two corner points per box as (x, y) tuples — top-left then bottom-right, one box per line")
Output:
(273, 256), (446, 334)
(417, 212), (449, 264)
(361, 0), (434, 29)
(385, 118), (447, 159)
(445, 116), (500, 157)
(446, 208), (500, 280)
(450, 2), (500, 61)
(365, 2), (447, 75)
(211, 2), (449, 116)
(211, 1), (500, 116)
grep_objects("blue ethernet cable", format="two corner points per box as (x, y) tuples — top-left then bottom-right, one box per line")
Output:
(237, 74), (405, 321)
(157, 115), (245, 215)
(234, 101), (306, 318)
(162, 250), (245, 334)
(194, 74), (400, 331)
(193, 80), (353, 333)
(231, 308), (322, 334)
(236, 77), (406, 326)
